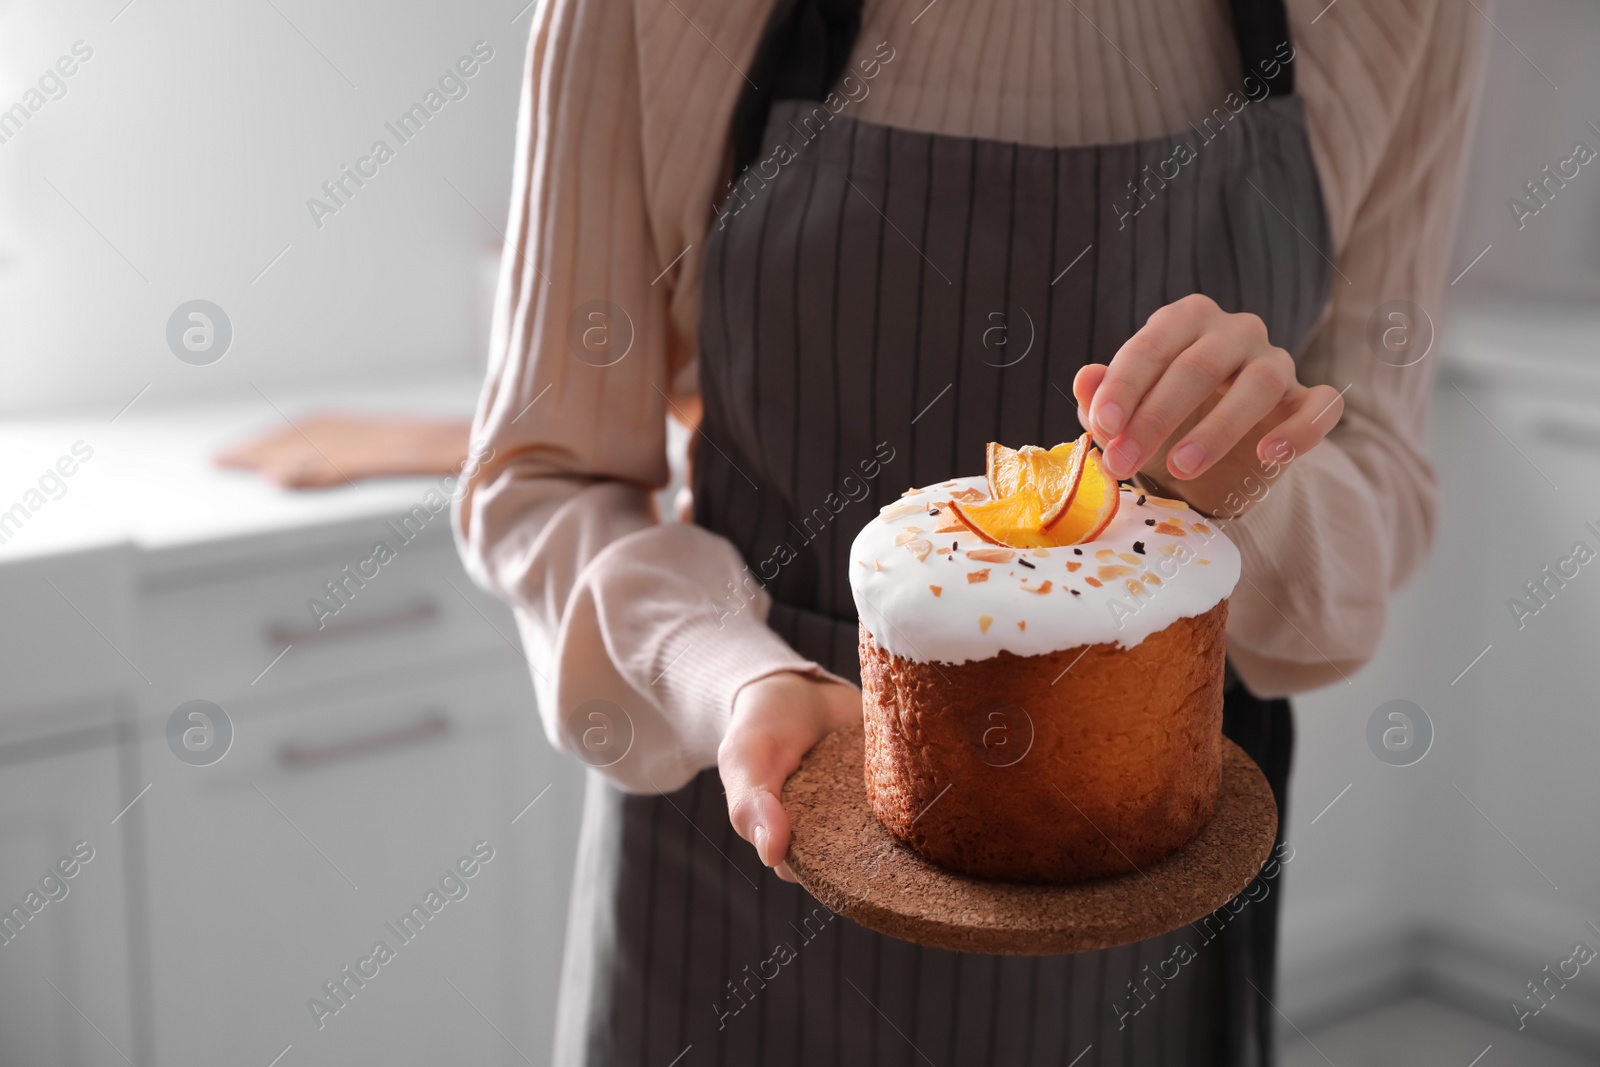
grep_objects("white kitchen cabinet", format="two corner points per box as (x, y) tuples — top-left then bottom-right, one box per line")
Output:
(0, 382), (589, 1064)
(0, 719), (143, 1067)
(0, 543), (148, 1067)
(137, 522), (511, 714)
(136, 654), (581, 1067)
(1454, 388), (1600, 929)
(1277, 334), (1600, 1041)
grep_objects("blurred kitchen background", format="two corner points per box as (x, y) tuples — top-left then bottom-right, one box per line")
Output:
(1, 1), (1598, 1065)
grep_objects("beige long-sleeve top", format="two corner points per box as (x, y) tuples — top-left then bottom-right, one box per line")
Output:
(455, 0), (1488, 792)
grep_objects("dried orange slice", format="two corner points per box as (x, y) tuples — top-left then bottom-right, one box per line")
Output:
(966, 437), (1121, 548)
(1045, 446), (1120, 543)
(948, 489), (1058, 549)
(987, 436), (1089, 519)
(1037, 433), (1090, 528)
(985, 442), (1031, 500)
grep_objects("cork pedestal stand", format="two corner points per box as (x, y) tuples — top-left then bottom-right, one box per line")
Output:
(781, 724), (1278, 955)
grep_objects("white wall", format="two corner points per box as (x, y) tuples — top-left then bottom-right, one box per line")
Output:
(1450, 0), (1600, 302)
(0, 0), (522, 415)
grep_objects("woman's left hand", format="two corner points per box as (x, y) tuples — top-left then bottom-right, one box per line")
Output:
(1071, 294), (1344, 516)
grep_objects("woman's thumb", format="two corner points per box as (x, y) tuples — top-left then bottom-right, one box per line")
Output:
(719, 731), (793, 867)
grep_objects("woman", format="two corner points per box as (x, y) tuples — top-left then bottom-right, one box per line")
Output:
(456, 0), (1485, 1062)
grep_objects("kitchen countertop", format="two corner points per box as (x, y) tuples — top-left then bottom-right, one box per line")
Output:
(1443, 299), (1600, 399)
(0, 374), (484, 572)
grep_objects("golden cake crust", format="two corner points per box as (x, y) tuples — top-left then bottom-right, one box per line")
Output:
(859, 600), (1228, 883)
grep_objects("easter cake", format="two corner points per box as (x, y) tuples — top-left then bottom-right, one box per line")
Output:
(848, 437), (1241, 883)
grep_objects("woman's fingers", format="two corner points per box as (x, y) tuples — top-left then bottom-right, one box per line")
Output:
(719, 725), (794, 869)
(1104, 332), (1265, 478)
(1156, 352), (1294, 479)
(1089, 295), (1222, 447)
(721, 753), (796, 880)
(741, 789), (794, 875)
(1072, 363), (1108, 432)
(1255, 382), (1345, 463)
(1067, 296), (1340, 510)
(1072, 363), (1107, 409)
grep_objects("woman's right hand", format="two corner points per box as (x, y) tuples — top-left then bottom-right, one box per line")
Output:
(719, 671), (862, 882)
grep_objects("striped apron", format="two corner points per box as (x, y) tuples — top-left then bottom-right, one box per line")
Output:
(559, 1), (1330, 1063)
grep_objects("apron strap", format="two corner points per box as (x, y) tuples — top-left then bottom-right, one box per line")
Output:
(730, 0), (861, 176)
(1229, 0), (1296, 95)
(728, 0), (1295, 178)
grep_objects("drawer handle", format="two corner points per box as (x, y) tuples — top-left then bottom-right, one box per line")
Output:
(279, 711), (451, 769)
(1534, 419), (1600, 453)
(266, 598), (439, 647)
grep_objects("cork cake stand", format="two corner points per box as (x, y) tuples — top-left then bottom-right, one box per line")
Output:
(781, 723), (1278, 956)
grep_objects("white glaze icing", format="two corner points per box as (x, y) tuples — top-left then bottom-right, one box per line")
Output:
(848, 476), (1240, 665)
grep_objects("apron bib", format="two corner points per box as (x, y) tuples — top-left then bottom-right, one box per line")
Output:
(559, 2), (1329, 1063)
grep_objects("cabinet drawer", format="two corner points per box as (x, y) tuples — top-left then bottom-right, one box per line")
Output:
(139, 662), (581, 1067)
(138, 533), (522, 707)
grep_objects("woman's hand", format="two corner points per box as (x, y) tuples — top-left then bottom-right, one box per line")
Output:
(214, 415), (472, 488)
(719, 671), (862, 882)
(1072, 294), (1344, 516)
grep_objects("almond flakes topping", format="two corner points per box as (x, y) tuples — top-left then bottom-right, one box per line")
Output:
(967, 568), (991, 583)
(1023, 580), (1053, 594)
(978, 614), (994, 633)
(1098, 564), (1136, 580)
(966, 546), (1016, 563)
(901, 538), (933, 561)
(878, 502), (923, 522)
(929, 584), (943, 596)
